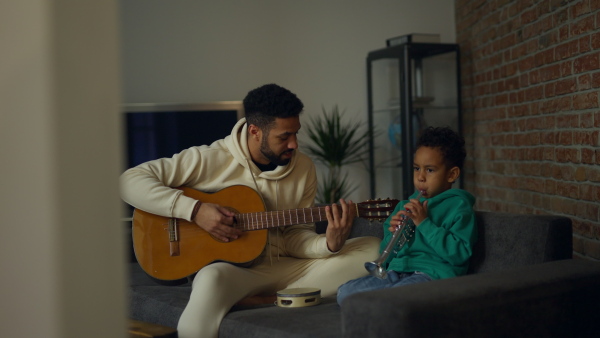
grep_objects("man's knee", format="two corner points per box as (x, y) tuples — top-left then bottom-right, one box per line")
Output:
(342, 236), (381, 258)
(191, 262), (235, 288)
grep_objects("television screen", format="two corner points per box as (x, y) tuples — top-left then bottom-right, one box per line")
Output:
(123, 102), (244, 169)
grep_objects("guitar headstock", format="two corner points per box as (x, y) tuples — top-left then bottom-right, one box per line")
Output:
(357, 198), (400, 221)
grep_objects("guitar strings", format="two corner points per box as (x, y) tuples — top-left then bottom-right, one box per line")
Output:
(236, 206), (329, 230)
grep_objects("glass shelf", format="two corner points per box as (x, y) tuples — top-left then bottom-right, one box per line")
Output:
(367, 42), (461, 200)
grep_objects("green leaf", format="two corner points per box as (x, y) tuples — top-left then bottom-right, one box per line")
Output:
(303, 105), (372, 202)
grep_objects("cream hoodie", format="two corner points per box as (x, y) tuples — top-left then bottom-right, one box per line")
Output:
(120, 118), (335, 259)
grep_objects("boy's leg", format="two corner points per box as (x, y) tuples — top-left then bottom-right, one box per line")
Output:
(337, 271), (432, 305)
(336, 274), (389, 305)
(286, 236), (381, 297)
(389, 271), (432, 287)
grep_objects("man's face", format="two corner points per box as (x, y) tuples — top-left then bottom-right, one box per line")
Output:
(259, 116), (301, 166)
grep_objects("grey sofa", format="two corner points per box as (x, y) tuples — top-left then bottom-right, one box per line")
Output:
(128, 211), (600, 337)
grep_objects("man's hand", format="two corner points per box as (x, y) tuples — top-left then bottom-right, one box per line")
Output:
(193, 203), (241, 242)
(325, 199), (356, 252)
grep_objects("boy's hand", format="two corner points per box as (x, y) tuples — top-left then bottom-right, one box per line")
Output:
(393, 198), (429, 228)
(325, 199), (355, 252)
(389, 212), (406, 232)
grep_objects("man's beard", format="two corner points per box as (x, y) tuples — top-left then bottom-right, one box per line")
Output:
(260, 135), (293, 166)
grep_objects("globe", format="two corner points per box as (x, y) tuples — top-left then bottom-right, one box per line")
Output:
(388, 116), (401, 150)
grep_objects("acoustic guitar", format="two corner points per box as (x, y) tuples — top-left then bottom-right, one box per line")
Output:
(132, 185), (399, 281)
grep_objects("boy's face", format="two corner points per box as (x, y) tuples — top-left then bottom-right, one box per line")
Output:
(412, 146), (460, 198)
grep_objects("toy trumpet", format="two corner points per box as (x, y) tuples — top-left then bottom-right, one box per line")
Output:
(364, 190), (425, 279)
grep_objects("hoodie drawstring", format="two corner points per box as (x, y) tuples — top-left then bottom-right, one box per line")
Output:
(275, 180), (280, 262)
(246, 157), (280, 265)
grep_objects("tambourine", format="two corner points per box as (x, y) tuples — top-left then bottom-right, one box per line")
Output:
(275, 287), (321, 308)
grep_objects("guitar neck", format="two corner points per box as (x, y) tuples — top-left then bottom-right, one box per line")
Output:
(236, 205), (357, 231)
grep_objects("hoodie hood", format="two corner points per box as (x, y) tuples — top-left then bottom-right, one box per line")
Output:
(223, 118), (300, 181)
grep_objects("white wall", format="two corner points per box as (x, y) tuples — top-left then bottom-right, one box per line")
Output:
(0, 2), (125, 337)
(120, 0), (456, 201)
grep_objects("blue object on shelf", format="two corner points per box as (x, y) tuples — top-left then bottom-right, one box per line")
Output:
(388, 116), (402, 150)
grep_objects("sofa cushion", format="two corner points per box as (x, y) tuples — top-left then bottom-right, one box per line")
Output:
(469, 211), (572, 273)
(219, 298), (341, 338)
(341, 259), (600, 337)
(129, 263), (191, 328)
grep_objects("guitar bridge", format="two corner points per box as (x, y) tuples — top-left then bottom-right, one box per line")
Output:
(168, 218), (180, 257)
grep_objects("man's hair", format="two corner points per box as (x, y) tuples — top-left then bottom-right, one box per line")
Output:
(416, 126), (466, 170)
(243, 84), (304, 130)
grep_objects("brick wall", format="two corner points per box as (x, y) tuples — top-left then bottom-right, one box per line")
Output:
(455, 0), (600, 260)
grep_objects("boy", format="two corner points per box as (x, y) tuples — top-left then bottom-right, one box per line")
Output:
(337, 126), (476, 304)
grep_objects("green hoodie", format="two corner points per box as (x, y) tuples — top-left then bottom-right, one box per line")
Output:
(382, 189), (477, 280)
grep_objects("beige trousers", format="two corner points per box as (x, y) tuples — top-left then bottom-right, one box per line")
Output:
(176, 236), (380, 338)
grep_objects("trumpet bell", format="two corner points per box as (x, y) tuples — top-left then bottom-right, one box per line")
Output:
(364, 261), (388, 279)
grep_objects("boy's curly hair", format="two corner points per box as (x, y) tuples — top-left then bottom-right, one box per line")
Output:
(243, 84), (304, 130)
(416, 126), (466, 170)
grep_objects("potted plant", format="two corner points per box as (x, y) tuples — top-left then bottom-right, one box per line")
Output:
(303, 105), (370, 203)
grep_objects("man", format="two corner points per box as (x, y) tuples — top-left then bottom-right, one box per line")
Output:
(121, 84), (380, 338)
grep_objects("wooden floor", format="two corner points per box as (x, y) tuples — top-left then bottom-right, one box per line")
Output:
(128, 319), (178, 338)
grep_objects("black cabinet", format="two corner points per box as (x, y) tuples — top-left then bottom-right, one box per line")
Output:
(367, 43), (461, 199)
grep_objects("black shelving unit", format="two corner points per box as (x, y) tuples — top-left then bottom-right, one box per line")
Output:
(367, 43), (462, 199)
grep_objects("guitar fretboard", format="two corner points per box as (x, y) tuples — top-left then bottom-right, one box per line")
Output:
(236, 206), (333, 231)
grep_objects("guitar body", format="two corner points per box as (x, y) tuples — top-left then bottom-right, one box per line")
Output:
(132, 185), (399, 282)
(132, 185), (267, 281)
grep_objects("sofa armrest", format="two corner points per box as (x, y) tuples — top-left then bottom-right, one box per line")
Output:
(341, 259), (600, 337)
